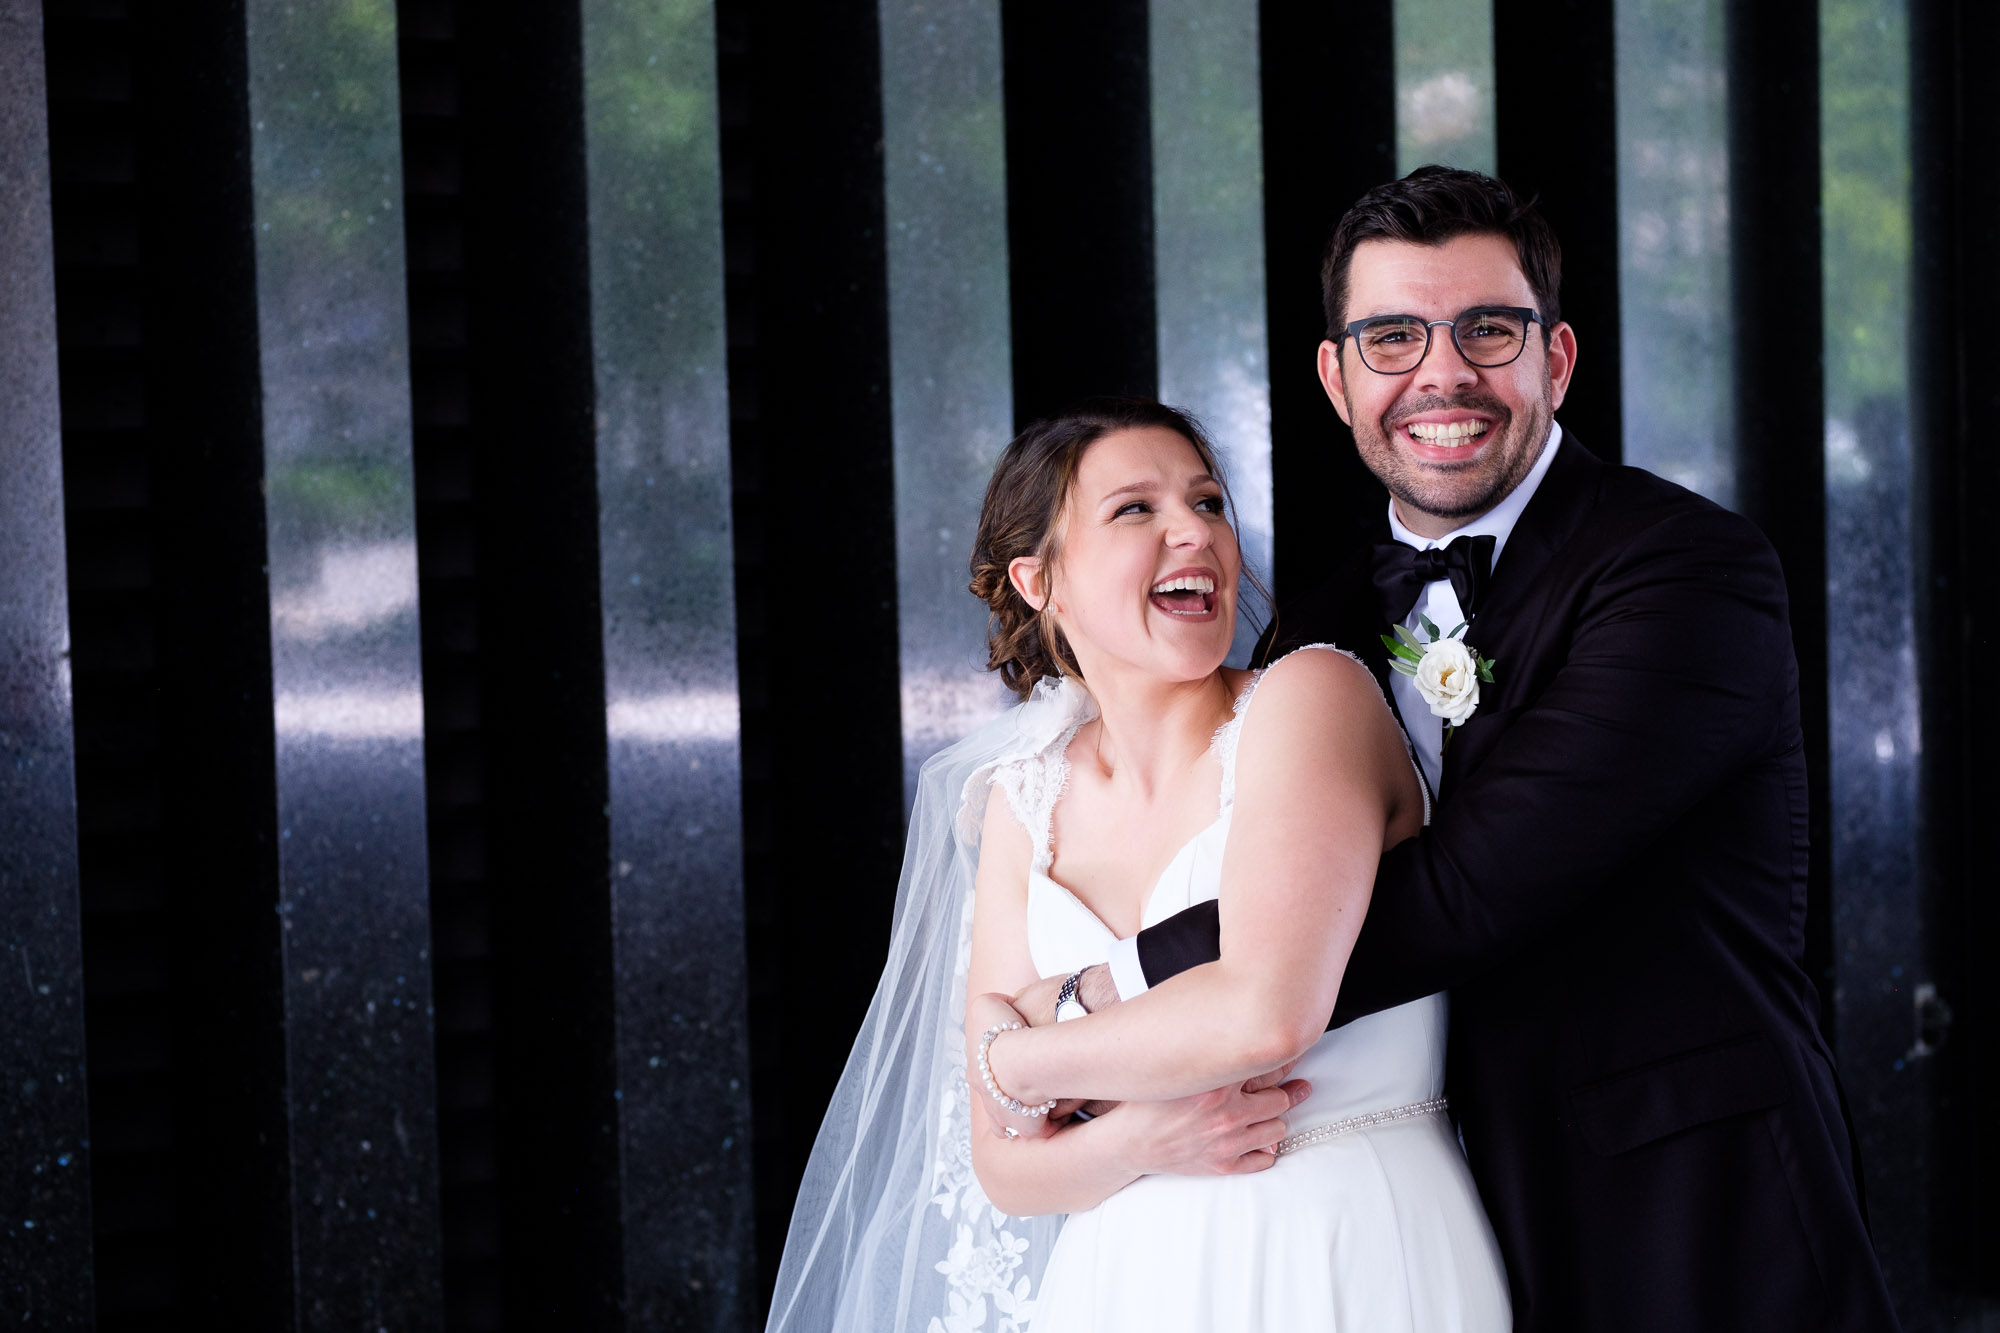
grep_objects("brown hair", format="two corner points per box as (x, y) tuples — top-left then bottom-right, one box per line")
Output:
(969, 397), (1248, 699)
(1321, 165), (1563, 340)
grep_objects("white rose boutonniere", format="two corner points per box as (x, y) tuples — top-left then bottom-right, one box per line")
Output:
(1381, 615), (1497, 730)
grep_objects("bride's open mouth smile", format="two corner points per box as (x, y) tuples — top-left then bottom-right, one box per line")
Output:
(1149, 568), (1219, 621)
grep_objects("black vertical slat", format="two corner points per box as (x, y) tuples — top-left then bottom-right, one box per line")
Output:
(1723, 0), (1831, 1030)
(1000, 0), (1156, 423)
(46, 1), (294, 1326)
(397, 2), (625, 1327)
(0, 0), (93, 1324)
(393, 8), (501, 1328)
(1493, 0), (1622, 463)
(1911, 0), (1999, 1297)
(712, 2), (905, 1313)
(43, 12), (169, 1324)
(133, 1), (294, 1325)
(1258, 0), (1397, 598)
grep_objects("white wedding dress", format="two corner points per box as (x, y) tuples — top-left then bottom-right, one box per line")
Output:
(989, 650), (1511, 1332)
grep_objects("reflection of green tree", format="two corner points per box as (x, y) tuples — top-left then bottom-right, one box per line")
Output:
(253, 0), (404, 294)
(1394, 0), (1497, 173)
(267, 459), (405, 537)
(583, 0), (735, 653)
(1820, 0), (1909, 423)
(251, 0), (412, 561)
(1614, 0), (1731, 503)
(584, 0), (723, 373)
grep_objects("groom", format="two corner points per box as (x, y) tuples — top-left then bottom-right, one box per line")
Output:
(1024, 168), (1898, 1331)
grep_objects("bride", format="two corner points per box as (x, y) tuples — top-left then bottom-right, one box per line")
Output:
(766, 398), (1508, 1332)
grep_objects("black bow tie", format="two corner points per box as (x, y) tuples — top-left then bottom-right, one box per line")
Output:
(1371, 533), (1497, 626)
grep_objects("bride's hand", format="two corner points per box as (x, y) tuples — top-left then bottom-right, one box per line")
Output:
(966, 991), (1079, 1140)
(1098, 1060), (1311, 1177)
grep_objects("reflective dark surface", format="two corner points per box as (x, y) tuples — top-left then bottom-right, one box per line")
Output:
(1820, 0), (1939, 1317)
(1394, 0), (1497, 173)
(1150, 0), (1272, 664)
(879, 0), (1015, 789)
(581, 0), (755, 1322)
(1614, 0), (1734, 504)
(0, 4), (93, 1323)
(246, 1), (443, 1325)
(0, 5), (1988, 1329)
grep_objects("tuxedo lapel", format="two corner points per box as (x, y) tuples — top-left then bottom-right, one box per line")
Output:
(1440, 434), (1606, 792)
(1470, 433), (1604, 634)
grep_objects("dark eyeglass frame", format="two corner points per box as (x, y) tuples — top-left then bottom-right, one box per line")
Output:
(1340, 306), (1546, 375)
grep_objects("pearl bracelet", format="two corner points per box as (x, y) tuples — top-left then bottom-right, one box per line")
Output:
(977, 1022), (1057, 1119)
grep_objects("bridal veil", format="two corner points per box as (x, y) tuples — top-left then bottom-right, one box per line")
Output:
(763, 680), (1088, 1332)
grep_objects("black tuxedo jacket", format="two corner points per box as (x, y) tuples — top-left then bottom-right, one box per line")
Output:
(1135, 439), (1898, 1331)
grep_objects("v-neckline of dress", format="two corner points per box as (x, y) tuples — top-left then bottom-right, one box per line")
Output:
(1030, 811), (1229, 942)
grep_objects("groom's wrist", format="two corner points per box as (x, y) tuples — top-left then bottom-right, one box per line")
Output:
(1079, 963), (1121, 1013)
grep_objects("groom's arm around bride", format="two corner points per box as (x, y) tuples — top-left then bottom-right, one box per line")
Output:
(1021, 167), (1899, 1332)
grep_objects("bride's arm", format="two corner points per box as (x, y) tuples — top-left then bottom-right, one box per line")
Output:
(983, 650), (1421, 1105)
(962, 796), (1146, 1212)
(963, 790), (1303, 1213)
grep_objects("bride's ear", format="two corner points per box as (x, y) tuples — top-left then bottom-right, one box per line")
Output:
(1008, 556), (1051, 612)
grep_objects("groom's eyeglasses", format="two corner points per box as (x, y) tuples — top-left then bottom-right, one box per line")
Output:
(1341, 306), (1545, 375)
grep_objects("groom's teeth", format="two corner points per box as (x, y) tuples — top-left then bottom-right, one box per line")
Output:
(1150, 575), (1216, 594)
(1407, 420), (1490, 443)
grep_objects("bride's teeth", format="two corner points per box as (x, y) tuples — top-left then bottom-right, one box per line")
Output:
(1150, 575), (1216, 594)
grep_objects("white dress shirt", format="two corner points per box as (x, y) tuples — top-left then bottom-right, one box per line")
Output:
(1105, 423), (1566, 1001)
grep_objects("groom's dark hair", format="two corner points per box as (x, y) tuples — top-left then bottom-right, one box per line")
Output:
(1321, 165), (1563, 340)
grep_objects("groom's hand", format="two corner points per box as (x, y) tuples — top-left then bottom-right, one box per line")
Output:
(1109, 1062), (1311, 1177)
(1013, 964), (1119, 1027)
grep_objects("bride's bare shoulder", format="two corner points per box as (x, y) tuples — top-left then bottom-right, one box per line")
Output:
(1254, 645), (1387, 718)
(1244, 648), (1406, 763)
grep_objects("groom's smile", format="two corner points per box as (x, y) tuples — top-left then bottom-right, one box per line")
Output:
(1392, 404), (1504, 466)
(1317, 232), (1577, 538)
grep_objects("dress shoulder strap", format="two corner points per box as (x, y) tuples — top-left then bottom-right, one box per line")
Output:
(989, 731), (1082, 875)
(979, 676), (1095, 874)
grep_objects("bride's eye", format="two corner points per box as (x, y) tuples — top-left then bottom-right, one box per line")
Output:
(1112, 500), (1151, 518)
(1194, 493), (1226, 514)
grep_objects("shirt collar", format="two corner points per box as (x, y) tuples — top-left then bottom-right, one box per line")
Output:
(1386, 420), (1563, 566)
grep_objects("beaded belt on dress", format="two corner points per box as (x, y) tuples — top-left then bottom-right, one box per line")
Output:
(1271, 1097), (1450, 1157)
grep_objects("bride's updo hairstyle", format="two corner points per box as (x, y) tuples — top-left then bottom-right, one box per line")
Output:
(970, 397), (1238, 699)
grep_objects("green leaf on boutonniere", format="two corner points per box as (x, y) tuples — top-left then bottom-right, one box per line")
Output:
(1476, 659), (1496, 684)
(1380, 633), (1424, 670)
(1391, 623), (1425, 650)
(1448, 621), (1469, 639)
(1417, 612), (1441, 638)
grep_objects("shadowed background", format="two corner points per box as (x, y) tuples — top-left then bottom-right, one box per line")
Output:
(0, 0), (1993, 1328)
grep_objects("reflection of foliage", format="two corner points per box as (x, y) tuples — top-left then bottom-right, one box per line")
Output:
(252, 0), (404, 272)
(266, 458), (407, 539)
(1394, 0), (1497, 173)
(250, 0), (414, 519)
(583, 0), (736, 651)
(1820, 0), (1910, 422)
(584, 0), (725, 378)
(1614, 0), (1732, 503)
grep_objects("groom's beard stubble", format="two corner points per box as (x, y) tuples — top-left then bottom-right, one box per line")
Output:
(1356, 384), (1555, 525)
